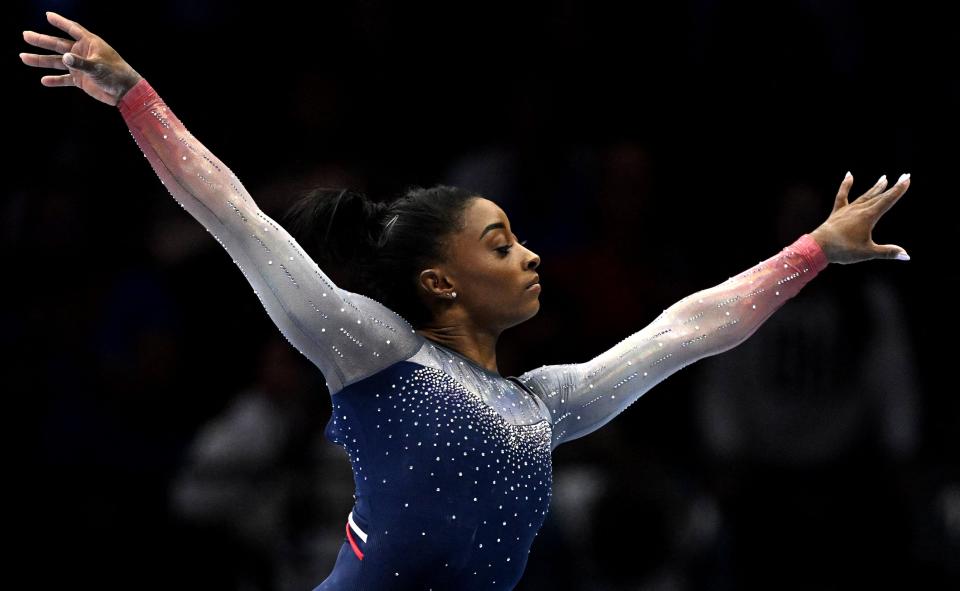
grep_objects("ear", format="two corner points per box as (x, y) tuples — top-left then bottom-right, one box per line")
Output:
(418, 268), (454, 297)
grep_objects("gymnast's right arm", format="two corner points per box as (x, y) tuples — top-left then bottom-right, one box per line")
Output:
(20, 12), (422, 394)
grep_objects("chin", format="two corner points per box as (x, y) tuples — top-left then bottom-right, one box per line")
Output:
(522, 300), (541, 321)
(503, 304), (539, 330)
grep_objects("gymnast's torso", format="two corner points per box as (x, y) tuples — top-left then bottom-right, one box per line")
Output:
(317, 339), (553, 590)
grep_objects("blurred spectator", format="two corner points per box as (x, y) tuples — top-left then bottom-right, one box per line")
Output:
(169, 334), (351, 591)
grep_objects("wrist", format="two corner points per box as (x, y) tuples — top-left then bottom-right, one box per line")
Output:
(808, 228), (835, 264)
(116, 70), (144, 103)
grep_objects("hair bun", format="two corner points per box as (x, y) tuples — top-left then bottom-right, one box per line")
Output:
(282, 187), (388, 270)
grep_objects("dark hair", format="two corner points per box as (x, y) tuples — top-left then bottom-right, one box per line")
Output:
(281, 184), (479, 327)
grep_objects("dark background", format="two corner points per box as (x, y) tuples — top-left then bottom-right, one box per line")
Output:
(10, 1), (957, 589)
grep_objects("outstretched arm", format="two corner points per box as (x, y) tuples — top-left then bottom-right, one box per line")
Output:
(20, 12), (423, 394)
(519, 172), (911, 449)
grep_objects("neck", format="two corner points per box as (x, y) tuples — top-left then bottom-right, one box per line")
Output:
(415, 322), (501, 374)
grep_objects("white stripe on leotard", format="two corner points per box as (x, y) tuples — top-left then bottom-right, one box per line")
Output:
(348, 510), (368, 542)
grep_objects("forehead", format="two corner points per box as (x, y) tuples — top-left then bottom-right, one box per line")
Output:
(464, 197), (508, 232)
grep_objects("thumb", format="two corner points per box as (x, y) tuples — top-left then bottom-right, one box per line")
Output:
(876, 244), (910, 261)
(62, 53), (90, 71)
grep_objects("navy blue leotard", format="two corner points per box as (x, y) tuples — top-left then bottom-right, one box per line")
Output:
(118, 78), (829, 590)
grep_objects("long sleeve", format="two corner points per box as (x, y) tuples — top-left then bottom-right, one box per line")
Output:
(117, 79), (422, 394)
(517, 233), (830, 449)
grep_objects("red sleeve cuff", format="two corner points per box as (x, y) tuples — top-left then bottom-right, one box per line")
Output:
(794, 233), (830, 273)
(117, 78), (158, 119)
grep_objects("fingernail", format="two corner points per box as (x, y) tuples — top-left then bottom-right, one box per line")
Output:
(897, 173), (910, 184)
(896, 251), (910, 261)
(845, 171), (851, 179)
(878, 175), (886, 184)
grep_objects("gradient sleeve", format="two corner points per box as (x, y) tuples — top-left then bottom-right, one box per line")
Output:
(516, 233), (830, 449)
(118, 79), (421, 394)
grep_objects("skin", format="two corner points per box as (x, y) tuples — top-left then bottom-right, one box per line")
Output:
(808, 172), (911, 265)
(20, 11), (912, 375)
(414, 197), (542, 374)
(20, 12), (142, 106)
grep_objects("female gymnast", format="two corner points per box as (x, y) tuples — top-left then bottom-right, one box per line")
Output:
(20, 11), (912, 591)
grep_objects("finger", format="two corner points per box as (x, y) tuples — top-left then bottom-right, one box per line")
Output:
(18, 52), (69, 71)
(853, 174), (888, 204)
(865, 173), (910, 220)
(61, 52), (94, 72)
(856, 174), (888, 203)
(45, 11), (90, 41)
(40, 73), (77, 88)
(871, 242), (910, 261)
(22, 30), (74, 54)
(833, 171), (852, 212)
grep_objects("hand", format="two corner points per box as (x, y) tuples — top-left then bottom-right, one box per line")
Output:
(809, 172), (911, 265)
(19, 11), (143, 106)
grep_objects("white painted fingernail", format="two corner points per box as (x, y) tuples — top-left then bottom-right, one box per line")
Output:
(845, 171), (851, 179)
(896, 251), (910, 261)
(878, 175), (886, 184)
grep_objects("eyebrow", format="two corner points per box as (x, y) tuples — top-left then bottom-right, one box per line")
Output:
(479, 222), (506, 240)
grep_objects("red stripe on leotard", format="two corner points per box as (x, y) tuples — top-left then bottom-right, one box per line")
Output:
(346, 522), (364, 560)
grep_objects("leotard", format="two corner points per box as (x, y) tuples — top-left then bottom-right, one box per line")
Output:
(118, 78), (828, 590)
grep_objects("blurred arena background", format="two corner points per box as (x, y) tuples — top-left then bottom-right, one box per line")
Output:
(10, 1), (957, 589)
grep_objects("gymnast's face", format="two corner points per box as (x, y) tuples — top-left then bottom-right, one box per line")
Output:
(419, 197), (541, 331)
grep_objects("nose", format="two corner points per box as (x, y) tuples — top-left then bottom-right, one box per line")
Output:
(525, 249), (540, 270)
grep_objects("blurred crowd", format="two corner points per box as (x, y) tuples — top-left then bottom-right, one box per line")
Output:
(13, 1), (956, 590)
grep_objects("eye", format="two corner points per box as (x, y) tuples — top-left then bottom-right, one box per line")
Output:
(496, 239), (527, 256)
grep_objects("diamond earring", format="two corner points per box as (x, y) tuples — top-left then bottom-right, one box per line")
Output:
(450, 291), (457, 299)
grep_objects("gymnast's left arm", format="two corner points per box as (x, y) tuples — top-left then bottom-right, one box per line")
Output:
(518, 171), (912, 449)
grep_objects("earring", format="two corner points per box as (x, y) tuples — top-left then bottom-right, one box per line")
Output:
(450, 291), (457, 299)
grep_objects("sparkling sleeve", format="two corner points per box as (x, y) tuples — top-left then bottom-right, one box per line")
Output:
(117, 79), (422, 394)
(517, 233), (830, 449)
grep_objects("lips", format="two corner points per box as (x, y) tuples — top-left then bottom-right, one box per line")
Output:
(526, 275), (540, 289)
